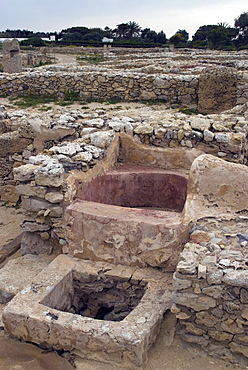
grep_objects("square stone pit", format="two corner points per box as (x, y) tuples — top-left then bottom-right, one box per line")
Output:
(3, 254), (172, 367)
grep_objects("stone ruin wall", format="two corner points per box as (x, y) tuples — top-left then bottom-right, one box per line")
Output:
(0, 65), (247, 110)
(0, 70), (198, 105)
(173, 234), (248, 366)
(9, 128), (248, 366)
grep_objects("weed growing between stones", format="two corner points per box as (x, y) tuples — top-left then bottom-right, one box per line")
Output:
(104, 98), (122, 105)
(63, 89), (80, 101)
(10, 94), (58, 108)
(76, 53), (104, 64)
(178, 106), (207, 115)
(9, 91), (81, 108)
(140, 99), (165, 106)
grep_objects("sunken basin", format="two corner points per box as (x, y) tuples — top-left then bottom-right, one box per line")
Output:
(3, 255), (172, 367)
(65, 166), (189, 271)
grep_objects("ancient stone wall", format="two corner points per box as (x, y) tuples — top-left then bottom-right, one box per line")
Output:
(172, 218), (248, 366)
(237, 72), (248, 105)
(0, 67), (247, 113)
(0, 100), (247, 205)
(0, 70), (198, 105)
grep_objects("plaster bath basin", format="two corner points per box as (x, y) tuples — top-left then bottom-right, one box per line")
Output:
(65, 166), (189, 270)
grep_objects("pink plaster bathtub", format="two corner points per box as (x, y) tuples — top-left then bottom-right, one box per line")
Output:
(65, 166), (189, 270)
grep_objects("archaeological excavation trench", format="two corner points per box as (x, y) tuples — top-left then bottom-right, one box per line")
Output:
(1, 46), (248, 367)
(2, 130), (248, 368)
(2, 131), (248, 367)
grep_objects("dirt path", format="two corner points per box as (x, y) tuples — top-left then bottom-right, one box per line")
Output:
(53, 53), (78, 64)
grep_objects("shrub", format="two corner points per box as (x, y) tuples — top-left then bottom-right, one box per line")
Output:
(20, 37), (46, 47)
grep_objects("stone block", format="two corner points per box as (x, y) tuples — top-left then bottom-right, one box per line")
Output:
(0, 185), (19, 203)
(208, 330), (233, 342)
(65, 200), (189, 271)
(223, 271), (248, 288)
(173, 292), (216, 311)
(16, 184), (47, 198)
(198, 66), (237, 114)
(183, 154), (248, 222)
(14, 164), (37, 182)
(230, 342), (248, 358)
(3, 39), (22, 73)
(21, 232), (53, 254)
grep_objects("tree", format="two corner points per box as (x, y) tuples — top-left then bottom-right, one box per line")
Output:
(217, 22), (230, 28)
(169, 29), (189, 46)
(62, 32), (83, 41)
(157, 31), (167, 43)
(113, 21), (141, 39)
(104, 26), (113, 38)
(113, 23), (129, 38)
(208, 27), (234, 49)
(235, 12), (248, 47)
(176, 29), (189, 42)
(21, 37), (46, 47)
(235, 12), (248, 33)
(192, 24), (237, 49)
(169, 33), (185, 46)
(61, 26), (90, 37)
(82, 32), (102, 42)
(126, 21), (141, 38)
(192, 25), (217, 42)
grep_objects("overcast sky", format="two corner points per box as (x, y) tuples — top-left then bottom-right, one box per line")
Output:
(2, 0), (247, 38)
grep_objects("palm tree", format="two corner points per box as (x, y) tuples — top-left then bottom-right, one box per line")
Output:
(113, 23), (129, 38)
(126, 21), (141, 39)
(217, 22), (230, 28)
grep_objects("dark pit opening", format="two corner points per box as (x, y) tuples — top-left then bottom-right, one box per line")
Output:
(78, 167), (188, 212)
(42, 271), (147, 322)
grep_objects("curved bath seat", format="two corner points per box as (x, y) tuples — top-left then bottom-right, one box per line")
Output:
(65, 167), (189, 271)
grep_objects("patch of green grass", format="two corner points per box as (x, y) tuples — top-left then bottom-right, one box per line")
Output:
(77, 53), (104, 64)
(86, 97), (104, 103)
(38, 106), (53, 111)
(57, 100), (74, 106)
(10, 90), (82, 108)
(140, 99), (165, 106)
(170, 103), (182, 109)
(63, 89), (80, 101)
(10, 94), (58, 108)
(178, 106), (206, 115)
(104, 98), (122, 105)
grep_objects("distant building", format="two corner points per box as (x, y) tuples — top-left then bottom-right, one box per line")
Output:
(102, 37), (114, 43)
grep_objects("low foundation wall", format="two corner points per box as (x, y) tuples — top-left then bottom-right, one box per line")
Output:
(173, 217), (248, 366)
(0, 67), (247, 112)
(0, 70), (199, 105)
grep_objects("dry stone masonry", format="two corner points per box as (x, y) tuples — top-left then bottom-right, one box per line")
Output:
(0, 47), (248, 112)
(173, 217), (248, 366)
